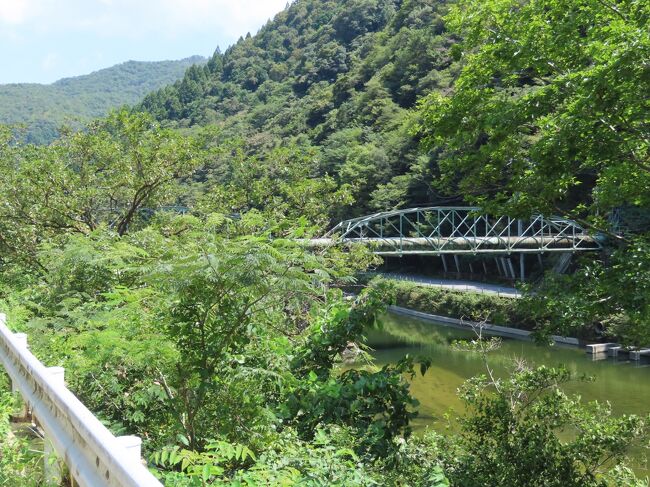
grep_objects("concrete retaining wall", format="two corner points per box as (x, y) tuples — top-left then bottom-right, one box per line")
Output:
(388, 305), (580, 346)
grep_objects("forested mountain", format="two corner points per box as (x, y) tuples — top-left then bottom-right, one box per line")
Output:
(140, 0), (459, 217)
(0, 56), (205, 144)
(1, 0), (649, 484)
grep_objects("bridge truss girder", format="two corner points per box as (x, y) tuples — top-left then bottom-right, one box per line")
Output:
(326, 207), (600, 255)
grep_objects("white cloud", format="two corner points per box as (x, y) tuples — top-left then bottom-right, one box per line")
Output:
(3, 0), (288, 39)
(0, 0), (291, 83)
(0, 0), (37, 25)
(157, 0), (288, 37)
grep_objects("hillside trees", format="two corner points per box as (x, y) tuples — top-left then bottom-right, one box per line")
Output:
(0, 110), (206, 266)
(194, 143), (354, 229)
(417, 0), (650, 220)
(417, 0), (650, 344)
(139, 0), (460, 217)
(0, 57), (204, 145)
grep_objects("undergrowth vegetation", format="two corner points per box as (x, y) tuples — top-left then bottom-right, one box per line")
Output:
(374, 278), (528, 327)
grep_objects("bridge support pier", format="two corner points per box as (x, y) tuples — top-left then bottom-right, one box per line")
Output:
(454, 255), (461, 274)
(507, 258), (516, 280)
(499, 258), (511, 279)
(495, 258), (503, 277)
(520, 253), (525, 281)
(441, 255), (449, 273)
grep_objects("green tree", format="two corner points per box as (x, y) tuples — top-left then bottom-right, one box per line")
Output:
(417, 0), (650, 222)
(522, 236), (650, 346)
(443, 331), (647, 487)
(0, 110), (205, 266)
(445, 365), (647, 486)
(417, 0), (650, 343)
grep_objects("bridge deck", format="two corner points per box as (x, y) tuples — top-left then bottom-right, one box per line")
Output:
(306, 236), (598, 254)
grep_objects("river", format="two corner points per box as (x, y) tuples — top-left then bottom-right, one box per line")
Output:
(370, 311), (650, 475)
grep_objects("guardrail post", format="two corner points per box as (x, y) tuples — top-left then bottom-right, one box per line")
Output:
(44, 366), (65, 486)
(118, 435), (143, 462)
(11, 332), (29, 419)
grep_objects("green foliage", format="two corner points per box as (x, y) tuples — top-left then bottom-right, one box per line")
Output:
(152, 427), (451, 486)
(2, 219), (646, 483)
(0, 109), (206, 266)
(417, 0), (650, 220)
(0, 57), (205, 145)
(284, 280), (431, 458)
(291, 281), (392, 377)
(194, 143), (354, 229)
(415, 0), (650, 344)
(0, 387), (41, 485)
(284, 356), (424, 459)
(149, 233), (339, 451)
(139, 0), (460, 218)
(522, 237), (650, 345)
(152, 440), (256, 483)
(1, 214), (427, 476)
(153, 428), (382, 486)
(444, 365), (648, 486)
(370, 277), (530, 328)
(0, 0), (648, 483)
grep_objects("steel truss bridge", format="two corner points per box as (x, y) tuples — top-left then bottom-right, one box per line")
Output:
(315, 207), (601, 256)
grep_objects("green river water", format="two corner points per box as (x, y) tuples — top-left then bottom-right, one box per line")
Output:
(370, 311), (650, 476)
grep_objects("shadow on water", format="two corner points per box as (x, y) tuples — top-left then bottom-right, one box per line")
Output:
(368, 311), (650, 475)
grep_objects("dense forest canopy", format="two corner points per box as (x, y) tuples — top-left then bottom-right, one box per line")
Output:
(139, 0), (460, 217)
(0, 56), (205, 145)
(0, 0), (649, 485)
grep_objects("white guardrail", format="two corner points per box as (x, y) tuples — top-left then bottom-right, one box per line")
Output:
(0, 313), (162, 486)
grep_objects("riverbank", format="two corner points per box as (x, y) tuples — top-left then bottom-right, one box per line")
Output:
(365, 276), (648, 354)
(388, 306), (579, 345)
(368, 278), (535, 330)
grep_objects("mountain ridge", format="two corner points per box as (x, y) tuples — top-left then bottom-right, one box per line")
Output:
(0, 56), (206, 144)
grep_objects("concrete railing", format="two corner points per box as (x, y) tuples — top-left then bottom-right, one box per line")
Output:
(0, 313), (162, 486)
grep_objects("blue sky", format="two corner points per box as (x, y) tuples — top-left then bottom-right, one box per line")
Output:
(0, 0), (289, 84)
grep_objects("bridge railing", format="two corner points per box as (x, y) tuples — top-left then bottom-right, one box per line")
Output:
(0, 313), (162, 487)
